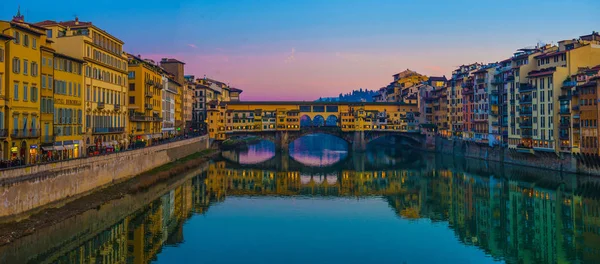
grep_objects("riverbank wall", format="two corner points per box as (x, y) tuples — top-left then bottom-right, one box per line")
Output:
(0, 136), (209, 219)
(434, 137), (600, 175)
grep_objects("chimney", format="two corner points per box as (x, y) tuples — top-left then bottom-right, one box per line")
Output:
(74, 16), (79, 25)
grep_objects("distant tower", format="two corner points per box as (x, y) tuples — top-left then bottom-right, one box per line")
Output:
(13, 5), (24, 22)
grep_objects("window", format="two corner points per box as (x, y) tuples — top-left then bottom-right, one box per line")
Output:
(31, 62), (38, 76)
(129, 96), (135, 104)
(23, 60), (28, 75)
(129, 83), (135, 91)
(31, 87), (37, 102)
(32, 38), (37, 49)
(46, 29), (52, 38)
(128, 71), (135, 79)
(42, 75), (46, 88)
(13, 83), (18, 100)
(69, 82), (72, 95)
(12, 58), (20, 73)
(23, 84), (28, 101)
(48, 76), (53, 90)
(0, 48), (3, 62)
(13, 31), (20, 44)
(23, 35), (29, 47)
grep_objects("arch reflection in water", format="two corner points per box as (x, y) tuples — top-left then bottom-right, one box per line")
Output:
(3, 158), (600, 264)
(221, 140), (275, 164)
(289, 133), (348, 167)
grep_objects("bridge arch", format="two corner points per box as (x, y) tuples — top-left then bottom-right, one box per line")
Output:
(365, 132), (423, 147)
(312, 115), (325, 127)
(325, 115), (338, 127)
(300, 115), (312, 128)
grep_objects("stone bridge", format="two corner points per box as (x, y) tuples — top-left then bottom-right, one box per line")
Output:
(226, 126), (425, 151)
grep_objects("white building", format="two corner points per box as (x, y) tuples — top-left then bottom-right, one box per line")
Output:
(162, 76), (176, 137)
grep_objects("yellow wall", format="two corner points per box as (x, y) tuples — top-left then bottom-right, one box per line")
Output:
(53, 54), (85, 152)
(0, 21), (44, 162)
(207, 102), (419, 140)
(127, 56), (163, 143)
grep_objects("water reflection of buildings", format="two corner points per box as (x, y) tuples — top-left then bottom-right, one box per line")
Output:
(12, 161), (600, 264)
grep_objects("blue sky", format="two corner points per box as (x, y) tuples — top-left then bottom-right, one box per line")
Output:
(4, 0), (599, 99)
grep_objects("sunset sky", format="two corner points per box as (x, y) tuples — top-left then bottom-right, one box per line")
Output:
(4, 0), (599, 100)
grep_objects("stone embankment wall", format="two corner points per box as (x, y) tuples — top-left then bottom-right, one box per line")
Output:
(434, 137), (600, 175)
(0, 136), (209, 218)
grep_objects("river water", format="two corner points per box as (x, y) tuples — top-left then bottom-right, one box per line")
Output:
(1, 134), (600, 264)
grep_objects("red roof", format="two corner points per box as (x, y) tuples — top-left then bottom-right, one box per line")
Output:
(535, 50), (566, 59)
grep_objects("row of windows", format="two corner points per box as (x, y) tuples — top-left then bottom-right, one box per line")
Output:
(538, 54), (567, 66)
(54, 80), (82, 97)
(55, 57), (82, 75)
(92, 32), (122, 56)
(92, 48), (125, 71)
(41, 97), (54, 114)
(12, 58), (38, 76)
(12, 31), (37, 49)
(86, 87), (124, 105)
(12, 83), (38, 102)
(54, 108), (83, 125)
(85, 66), (125, 85)
(41, 75), (54, 89)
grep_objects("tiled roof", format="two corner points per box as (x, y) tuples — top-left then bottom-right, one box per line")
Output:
(0, 33), (14, 40)
(535, 50), (566, 59)
(428, 76), (447, 82)
(229, 87), (243, 93)
(161, 58), (186, 65)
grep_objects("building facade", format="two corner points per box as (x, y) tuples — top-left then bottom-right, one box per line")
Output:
(37, 18), (129, 154)
(126, 54), (164, 146)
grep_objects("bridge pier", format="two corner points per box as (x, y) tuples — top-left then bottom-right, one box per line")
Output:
(275, 131), (290, 153)
(351, 130), (366, 152)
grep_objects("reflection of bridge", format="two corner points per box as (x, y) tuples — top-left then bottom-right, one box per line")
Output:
(220, 148), (425, 173)
(206, 101), (427, 151)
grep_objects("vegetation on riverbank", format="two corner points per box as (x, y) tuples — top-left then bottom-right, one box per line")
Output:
(221, 136), (261, 150)
(128, 149), (218, 193)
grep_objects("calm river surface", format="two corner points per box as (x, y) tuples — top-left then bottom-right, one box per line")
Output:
(1, 134), (600, 264)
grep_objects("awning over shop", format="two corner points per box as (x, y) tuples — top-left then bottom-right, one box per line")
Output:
(64, 145), (75, 150)
(42, 146), (55, 151)
(55, 146), (65, 151)
(153, 134), (162, 139)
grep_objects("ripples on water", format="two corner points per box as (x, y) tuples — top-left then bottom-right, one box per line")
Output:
(1, 135), (599, 264)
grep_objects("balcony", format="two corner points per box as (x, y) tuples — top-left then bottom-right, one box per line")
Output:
(573, 123), (580, 129)
(559, 121), (570, 129)
(97, 102), (105, 109)
(462, 82), (474, 89)
(520, 121), (532, 128)
(491, 78), (504, 85)
(572, 105), (580, 111)
(562, 80), (577, 88)
(92, 127), (125, 134)
(145, 103), (153, 110)
(0, 129), (7, 138)
(490, 110), (499, 116)
(130, 114), (163, 122)
(519, 108), (532, 116)
(519, 97), (532, 104)
(145, 91), (153, 97)
(462, 88), (474, 95)
(559, 133), (570, 140)
(11, 129), (40, 139)
(506, 74), (515, 81)
(560, 108), (570, 115)
(558, 95), (570, 101)
(476, 78), (485, 84)
(519, 83), (535, 93)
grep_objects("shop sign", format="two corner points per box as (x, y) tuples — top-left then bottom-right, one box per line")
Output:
(30, 145), (38, 149)
(10, 147), (18, 152)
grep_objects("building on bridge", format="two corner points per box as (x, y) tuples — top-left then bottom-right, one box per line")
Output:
(206, 101), (421, 150)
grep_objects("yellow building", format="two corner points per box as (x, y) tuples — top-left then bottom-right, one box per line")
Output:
(0, 32), (11, 159)
(0, 11), (45, 163)
(39, 33), (55, 158)
(52, 53), (85, 159)
(126, 54), (163, 146)
(206, 102), (419, 141)
(36, 18), (128, 154)
(174, 81), (183, 134)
